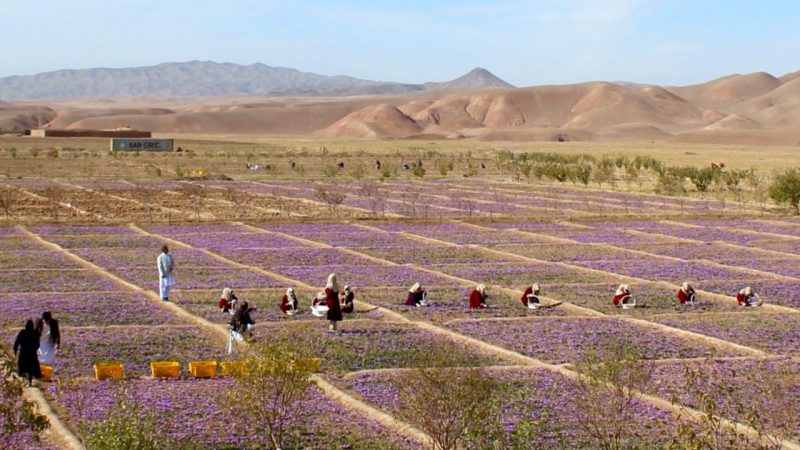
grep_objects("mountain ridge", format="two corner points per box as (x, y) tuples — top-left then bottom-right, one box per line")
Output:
(0, 61), (513, 100)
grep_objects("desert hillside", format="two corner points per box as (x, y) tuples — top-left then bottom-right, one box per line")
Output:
(3, 67), (800, 145)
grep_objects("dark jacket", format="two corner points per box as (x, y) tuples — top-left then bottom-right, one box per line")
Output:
(341, 290), (355, 313)
(14, 326), (41, 378)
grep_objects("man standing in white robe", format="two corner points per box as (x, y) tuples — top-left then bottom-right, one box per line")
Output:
(157, 244), (175, 301)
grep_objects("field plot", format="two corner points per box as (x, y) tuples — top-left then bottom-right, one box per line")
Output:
(447, 317), (742, 363)
(6, 209), (800, 448)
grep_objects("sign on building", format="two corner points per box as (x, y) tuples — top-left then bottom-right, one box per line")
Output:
(110, 138), (174, 152)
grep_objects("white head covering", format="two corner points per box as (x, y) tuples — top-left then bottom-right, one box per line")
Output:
(742, 286), (753, 296)
(344, 285), (351, 293)
(287, 287), (295, 298)
(326, 273), (338, 292)
(615, 284), (629, 295)
(477, 284), (486, 294)
(316, 291), (326, 300)
(532, 283), (540, 293)
(222, 287), (234, 301)
(410, 282), (421, 293)
(681, 282), (691, 292)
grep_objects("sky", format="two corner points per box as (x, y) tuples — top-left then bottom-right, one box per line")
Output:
(1, 0), (799, 87)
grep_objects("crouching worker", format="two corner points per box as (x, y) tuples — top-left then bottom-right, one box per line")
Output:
(311, 292), (329, 317)
(677, 282), (697, 305)
(521, 283), (541, 309)
(469, 284), (488, 309)
(227, 302), (256, 354)
(737, 286), (762, 307)
(406, 282), (427, 307)
(613, 284), (636, 309)
(341, 285), (355, 314)
(280, 287), (299, 316)
(219, 287), (238, 314)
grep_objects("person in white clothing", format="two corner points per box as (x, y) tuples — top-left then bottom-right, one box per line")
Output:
(157, 245), (175, 301)
(36, 311), (60, 366)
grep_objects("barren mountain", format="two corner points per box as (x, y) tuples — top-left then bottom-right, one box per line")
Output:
(0, 61), (513, 100)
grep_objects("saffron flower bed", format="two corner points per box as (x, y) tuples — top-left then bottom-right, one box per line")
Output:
(0, 292), (184, 327)
(356, 246), (515, 265)
(0, 269), (119, 293)
(225, 246), (375, 267)
(252, 320), (502, 373)
(29, 225), (138, 236)
(647, 357), (800, 440)
(45, 379), (420, 449)
(430, 262), (608, 285)
(573, 259), (759, 283)
(0, 250), (75, 269)
(43, 234), (165, 249)
(108, 267), (282, 290)
(164, 231), (307, 250)
(340, 366), (676, 449)
(446, 317), (741, 363)
(493, 243), (639, 263)
(73, 247), (226, 268)
(699, 280), (800, 308)
(714, 257), (800, 278)
(271, 264), (456, 287)
(619, 241), (769, 262)
(0, 236), (51, 251)
(652, 313), (800, 355)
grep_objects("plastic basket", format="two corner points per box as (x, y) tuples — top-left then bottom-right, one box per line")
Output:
(189, 360), (217, 378)
(150, 361), (180, 378)
(94, 362), (124, 380)
(40, 364), (53, 382)
(220, 361), (247, 376)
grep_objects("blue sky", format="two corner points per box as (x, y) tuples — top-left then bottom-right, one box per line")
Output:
(1, 0), (799, 86)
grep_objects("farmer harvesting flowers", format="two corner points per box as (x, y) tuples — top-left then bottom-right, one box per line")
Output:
(340, 285), (355, 313)
(406, 282), (427, 307)
(157, 244), (175, 301)
(469, 284), (489, 309)
(613, 284), (635, 308)
(677, 282), (697, 305)
(325, 273), (343, 332)
(280, 287), (299, 315)
(218, 287), (238, 313)
(736, 286), (762, 307)
(521, 283), (541, 308)
(227, 301), (256, 354)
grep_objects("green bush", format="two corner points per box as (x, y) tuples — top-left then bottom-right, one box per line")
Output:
(769, 169), (800, 213)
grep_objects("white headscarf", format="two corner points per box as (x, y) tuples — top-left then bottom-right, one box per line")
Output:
(222, 287), (234, 301)
(532, 283), (540, 294)
(741, 286), (753, 296)
(615, 284), (629, 295)
(681, 282), (692, 293)
(477, 284), (487, 294)
(287, 287), (296, 299)
(410, 282), (421, 293)
(326, 273), (338, 292)
(344, 285), (351, 293)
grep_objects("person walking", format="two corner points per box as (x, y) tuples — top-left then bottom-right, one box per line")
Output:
(13, 319), (41, 386)
(35, 311), (60, 366)
(157, 245), (175, 301)
(325, 273), (343, 332)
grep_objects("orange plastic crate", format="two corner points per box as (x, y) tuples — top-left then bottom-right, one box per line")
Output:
(94, 362), (124, 380)
(150, 361), (180, 378)
(40, 364), (53, 382)
(188, 360), (217, 378)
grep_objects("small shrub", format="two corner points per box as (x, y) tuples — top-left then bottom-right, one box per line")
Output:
(768, 169), (800, 213)
(82, 385), (171, 450)
(0, 346), (49, 445)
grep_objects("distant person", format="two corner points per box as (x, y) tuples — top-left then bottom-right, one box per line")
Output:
(469, 284), (488, 309)
(417, 158), (423, 168)
(310, 291), (329, 317)
(406, 282), (426, 307)
(677, 282), (697, 305)
(227, 302), (256, 354)
(403, 164), (411, 171)
(280, 287), (299, 316)
(325, 273), (343, 331)
(521, 283), (541, 309)
(13, 319), (41, 386)
(36, 311), (60, 366)
(157, 245), (174, 302)
(480, 163), (486, 169)
(337, 162), (345, 170)
(290, 161), (296, 171)
(736, 286), (762, 307)
(341, 285), (355, 314)
(613, 284), (635, 308)
(375, 160), (381, 170)
(218, 287), (238, 314)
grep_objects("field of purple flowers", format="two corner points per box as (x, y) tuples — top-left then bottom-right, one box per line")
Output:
(4, 213), (800, 447)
